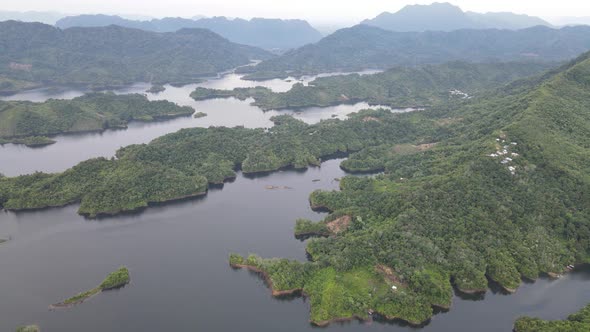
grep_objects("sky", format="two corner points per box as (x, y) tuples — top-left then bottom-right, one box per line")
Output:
(2, 0), (590, 25)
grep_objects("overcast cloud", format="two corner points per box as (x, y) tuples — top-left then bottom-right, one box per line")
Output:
(2, 0), (590, 24)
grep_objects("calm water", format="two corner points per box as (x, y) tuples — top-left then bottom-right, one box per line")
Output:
(0, 72), (404, 176)
(1, 73), (589, 331)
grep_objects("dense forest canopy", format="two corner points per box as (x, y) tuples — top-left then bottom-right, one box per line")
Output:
(191, 61), (554, 110)
(514, 304), (590, 331)
(240, 24), (590, 79)
(0, 21), (272, 94)
(0, 93), (194, 144)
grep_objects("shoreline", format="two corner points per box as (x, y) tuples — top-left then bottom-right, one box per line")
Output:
(230, 263), (302, 296)
(0, 112), (194, 149)
(49, 267), (130, 310)
(230, 262), (429, 327)
(190, 91), (424, 113)
(80, 191), (208, 219)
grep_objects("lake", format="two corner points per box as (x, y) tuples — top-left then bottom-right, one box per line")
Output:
(0, 72), (588, 332)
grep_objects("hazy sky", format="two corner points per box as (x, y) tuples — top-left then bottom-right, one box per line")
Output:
(3, 0), (590, 24)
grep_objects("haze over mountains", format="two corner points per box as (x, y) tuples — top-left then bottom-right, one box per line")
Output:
(244, 24), (590, 77)
(362, 2), (552, 32)
(55, 15), (323, 50)
(0, 11), (65, 25)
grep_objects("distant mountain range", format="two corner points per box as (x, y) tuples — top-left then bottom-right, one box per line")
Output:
(242, 24), (590, 78)
(55, 15), (323, 50)
(0, 21), (271, 93)
(0, 10), (65, 25)
(362, 2), (551, 32)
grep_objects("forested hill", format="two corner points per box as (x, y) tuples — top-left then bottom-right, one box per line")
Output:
(55, 15), (323, 50)
(191, 61), (555, 110)
(514, 304), (590, 331)
(0, 21), (272, 94)
(0, 93), (194, 145)
(235, 50), (590, 325)
(240, 24), (590, 79)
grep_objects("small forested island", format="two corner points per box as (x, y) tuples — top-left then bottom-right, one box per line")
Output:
(193, 111), (208, 118)
(50, 266), (130, 309)
(0, 77), (40, 96)
(2, 51), (590, 325)
(0, 136), (56, 147)
(0, 92), (194, 144)
(192, 62), (552, 110)
(514, 304), (590, 331)
(15, 325), (40, 332)
(146, 84), (166, 94)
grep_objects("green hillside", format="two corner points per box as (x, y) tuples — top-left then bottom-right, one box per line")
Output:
(240, 25), (590, 79)
(192, 61), (554, 110)
(0, 93), (194, 144)
(0, 21), (272, 94)
(514, 304), (590, 331)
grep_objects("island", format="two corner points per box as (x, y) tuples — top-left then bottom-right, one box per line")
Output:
(0, 136), (56, 148)
(193, 111), (208, 118)
(192, 62), (552, 111)
(146, 84), (166, 94)
(2, 51), (590, 325)
(0, 93), (195, 144)
(514, 303), (590, 331)
(50, 266), (130, 309)
(15, 325), (40, 332)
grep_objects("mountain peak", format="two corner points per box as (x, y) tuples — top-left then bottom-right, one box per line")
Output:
(363, 2), (550, 32)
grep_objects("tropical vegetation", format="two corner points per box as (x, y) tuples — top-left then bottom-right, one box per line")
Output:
(53, 266), (130, 307)
(0, 21), (271, 94)
(238, 24), (590, 79)
(514, 304), (590, 331)
(193, 61), (553, 110)
(0, 92), (194, 142)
